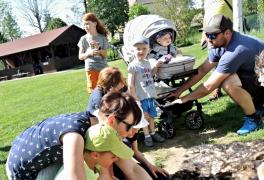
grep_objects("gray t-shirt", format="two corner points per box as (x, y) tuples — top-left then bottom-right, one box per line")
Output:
(78, 34), (109, 71)
(209, 32), (264, 74)
(128, 59), (157, 100)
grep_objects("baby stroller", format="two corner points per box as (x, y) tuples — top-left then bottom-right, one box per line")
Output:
(121, 15), (204, 138)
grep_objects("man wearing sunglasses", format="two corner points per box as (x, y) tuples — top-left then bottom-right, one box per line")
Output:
(169, 14), (264, 135)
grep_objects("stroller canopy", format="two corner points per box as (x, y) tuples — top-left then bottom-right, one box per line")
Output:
(123, 15), (176, 48)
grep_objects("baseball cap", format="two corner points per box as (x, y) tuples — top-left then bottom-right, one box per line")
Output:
(91, 109), (99, 117)
(133, 117), (149, 129)
(133, 102), (149, 129)
(85, 123), (134, 159)
(131, 36), (149, 46)
(203, 14), (233, 34)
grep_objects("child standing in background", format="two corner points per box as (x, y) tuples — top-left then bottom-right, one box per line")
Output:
(127, 36), (165, 147)
(78, 13), (109, 94)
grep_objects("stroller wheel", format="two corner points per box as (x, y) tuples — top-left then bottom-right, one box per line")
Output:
(185, 111), (204, 130)
(158, 120), (175, 139)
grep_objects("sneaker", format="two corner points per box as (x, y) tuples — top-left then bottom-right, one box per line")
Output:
(237, 116), (259, 135)
(144, 136), (154, 147)
(257, 120), (264, 129)
(256, 107), (264, 118)
(151, 133), (165, 142)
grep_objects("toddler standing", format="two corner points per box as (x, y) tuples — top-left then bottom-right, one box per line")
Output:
(127, 36), (165, 147)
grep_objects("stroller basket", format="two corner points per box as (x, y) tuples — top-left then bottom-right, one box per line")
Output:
(154, 56), (195, 80)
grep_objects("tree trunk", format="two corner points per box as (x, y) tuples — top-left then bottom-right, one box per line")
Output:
(83, 0), (88, 13)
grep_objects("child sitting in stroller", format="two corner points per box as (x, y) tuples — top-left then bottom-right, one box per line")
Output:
(148, 29), (182, 64)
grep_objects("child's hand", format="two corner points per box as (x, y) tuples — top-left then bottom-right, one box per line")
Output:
(156, 60), (163, 68)
(158, 54), (172, 64)
(90, 40), (100, 50)
(165, 54), (173, 60)
(85, 49), (100, 57)
(85, 49), (93, 57)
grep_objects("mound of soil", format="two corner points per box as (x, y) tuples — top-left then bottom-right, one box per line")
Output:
(171, 140), (264, 179)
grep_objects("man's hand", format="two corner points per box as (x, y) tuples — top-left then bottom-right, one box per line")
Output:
(166, 89), (182, 100)
(171, 98), (186, 105)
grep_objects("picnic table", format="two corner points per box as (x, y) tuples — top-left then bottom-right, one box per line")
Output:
(12, 72), (30, 79)
(0, 76), (8, 81)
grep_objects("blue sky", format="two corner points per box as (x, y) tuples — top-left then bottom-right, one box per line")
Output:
(8, 0), (84, 36)
(8, 0), (202, 36)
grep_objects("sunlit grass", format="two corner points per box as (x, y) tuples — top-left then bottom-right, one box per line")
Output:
(1, 44), (264, 179)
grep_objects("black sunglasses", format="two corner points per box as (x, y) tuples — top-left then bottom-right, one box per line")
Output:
(120, 120), (134, 131)
(111, 114), (135, 131)
(206, 31), (222, 40)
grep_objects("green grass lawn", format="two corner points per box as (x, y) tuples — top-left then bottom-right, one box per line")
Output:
(1, 44), (264, 179)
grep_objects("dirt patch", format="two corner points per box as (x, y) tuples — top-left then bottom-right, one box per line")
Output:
(163, 147), (186, 173)
(141, 129), (191, 174)
(143, 133), (264, 179)
(143, 146), (186, 174)
(141, 128), (236, 175)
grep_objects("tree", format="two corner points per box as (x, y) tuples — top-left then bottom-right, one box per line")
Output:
(63, 0), (85, 27)
(46, 18), (67, 31)
(128, 3), (150, 20)
(87, 0), (129, 37)
(83, 0), (88, 12)
(2, 12), (22, 40)
(153, 0), (197, 46)
(243, 0), (258, 16)
(0, 0), (21, 41)
(258, 0), (264, 12)
(18, 0), (57, 33)
(0, 0), (9, 26)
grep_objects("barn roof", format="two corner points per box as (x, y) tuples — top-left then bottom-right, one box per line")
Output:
(0, 25), (82, 57)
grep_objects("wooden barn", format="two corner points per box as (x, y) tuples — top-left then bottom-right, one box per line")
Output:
(0, 25), (85, 80)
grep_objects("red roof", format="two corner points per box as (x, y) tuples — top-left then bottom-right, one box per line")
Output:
(0, 25), (76, 57)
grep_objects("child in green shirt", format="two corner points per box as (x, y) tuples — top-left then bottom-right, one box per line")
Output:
(55, 123), (134, 180)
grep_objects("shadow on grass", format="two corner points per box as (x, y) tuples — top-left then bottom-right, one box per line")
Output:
(198, 94), (228, 106)
(0, 146), (11, 152)
(0, 146), (10, 165)
(139, 100), (243, 152)
(0, 159), (6, 165)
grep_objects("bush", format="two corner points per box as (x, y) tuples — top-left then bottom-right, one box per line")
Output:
(128, 3), (150, 20)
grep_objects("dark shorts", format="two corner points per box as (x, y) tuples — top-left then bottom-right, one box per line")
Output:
(238, 72), (264, 108)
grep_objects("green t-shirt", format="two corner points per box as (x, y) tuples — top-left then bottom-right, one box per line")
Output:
(54, 161), (99, 180)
